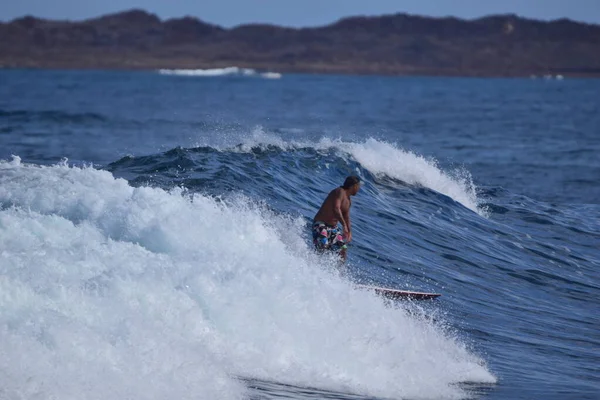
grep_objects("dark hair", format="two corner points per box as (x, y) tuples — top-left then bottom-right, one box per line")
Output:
(342, 176), (361, 189)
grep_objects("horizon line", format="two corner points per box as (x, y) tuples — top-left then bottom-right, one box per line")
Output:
(2, 7), (599, 29)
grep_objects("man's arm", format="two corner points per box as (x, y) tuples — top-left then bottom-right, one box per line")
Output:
(334, 193), (353, 242)
(333, 192), (348, 233)
(342, 203), (352, 242)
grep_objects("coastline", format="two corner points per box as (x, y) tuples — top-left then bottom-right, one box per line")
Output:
(2, 9), (600, 78)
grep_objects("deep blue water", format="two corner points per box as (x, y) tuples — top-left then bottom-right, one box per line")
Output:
(0, 69), (599, 400)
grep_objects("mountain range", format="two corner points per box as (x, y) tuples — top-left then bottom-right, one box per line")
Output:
(1, 9), (599, 76)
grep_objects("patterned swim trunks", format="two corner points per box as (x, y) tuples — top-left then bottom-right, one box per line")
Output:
(312, 221), (347, 252)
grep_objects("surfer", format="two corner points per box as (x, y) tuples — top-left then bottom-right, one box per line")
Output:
(312, 176), (361, 261)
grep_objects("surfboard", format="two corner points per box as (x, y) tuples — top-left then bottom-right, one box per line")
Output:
(357, 284), (441, 300)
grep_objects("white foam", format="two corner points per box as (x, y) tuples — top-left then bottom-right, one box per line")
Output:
(261, 72), (282, 79)
(0, 157), (495, 399)
(333, 138), (482, 214)
(158, 67), (281, 79)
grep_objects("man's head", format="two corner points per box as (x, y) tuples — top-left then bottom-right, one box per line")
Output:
(342, 175), (361, 195)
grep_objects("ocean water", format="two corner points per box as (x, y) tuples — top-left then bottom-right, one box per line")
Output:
(0, 69), (598, 400)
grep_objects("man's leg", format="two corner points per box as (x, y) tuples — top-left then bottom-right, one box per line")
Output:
(339, 246), (347, 262)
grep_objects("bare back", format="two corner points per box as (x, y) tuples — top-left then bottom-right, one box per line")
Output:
(313, 187), (351, 227)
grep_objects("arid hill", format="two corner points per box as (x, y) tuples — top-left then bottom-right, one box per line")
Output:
(1, 9), (599, 76)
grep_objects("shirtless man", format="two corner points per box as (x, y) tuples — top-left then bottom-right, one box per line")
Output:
(312, 176), (361, 261)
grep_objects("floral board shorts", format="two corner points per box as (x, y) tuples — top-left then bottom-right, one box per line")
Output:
(312, 221), (347, 252)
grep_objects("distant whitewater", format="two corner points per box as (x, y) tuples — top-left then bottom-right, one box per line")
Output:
(158, 67), (282, 79)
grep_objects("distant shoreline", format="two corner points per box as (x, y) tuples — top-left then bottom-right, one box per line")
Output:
(2, 9), (599, 78)
(1, 66), (594, 80)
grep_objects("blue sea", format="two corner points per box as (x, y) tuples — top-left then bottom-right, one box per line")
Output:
(0, 69), (598, 400)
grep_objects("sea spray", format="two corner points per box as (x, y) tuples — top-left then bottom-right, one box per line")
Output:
(0, 157), (496, 399)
